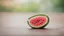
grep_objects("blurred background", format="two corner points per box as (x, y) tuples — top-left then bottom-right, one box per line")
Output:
(0, 0), (64, 12)
(0, 0), (64, 36)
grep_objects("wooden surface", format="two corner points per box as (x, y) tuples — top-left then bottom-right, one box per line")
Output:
(0, 12), (64, 36)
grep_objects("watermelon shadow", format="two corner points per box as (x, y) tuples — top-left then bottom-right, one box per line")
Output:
(28, 28), (51, 30)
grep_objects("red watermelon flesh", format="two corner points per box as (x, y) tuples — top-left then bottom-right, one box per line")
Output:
(29, 16), (47, 27)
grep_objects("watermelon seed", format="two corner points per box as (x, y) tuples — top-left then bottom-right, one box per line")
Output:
(40, 19), (42, 20)
(36, 20), (40, 23)
(37, 20), (40, 22)
(43, 20), (44, 21)
(33, 22), (36, 24)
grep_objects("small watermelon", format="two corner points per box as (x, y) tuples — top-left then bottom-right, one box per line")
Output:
(27, 14), (49, 29)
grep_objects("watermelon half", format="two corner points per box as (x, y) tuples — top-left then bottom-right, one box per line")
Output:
(27, 14), (49, 29)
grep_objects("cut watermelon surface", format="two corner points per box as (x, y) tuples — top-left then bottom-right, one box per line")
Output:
(27, 14), (49, 29)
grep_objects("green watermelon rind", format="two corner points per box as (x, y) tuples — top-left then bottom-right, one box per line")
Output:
(27, 14), (49, 29)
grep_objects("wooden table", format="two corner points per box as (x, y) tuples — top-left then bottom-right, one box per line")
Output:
(0, 12), (64, 36)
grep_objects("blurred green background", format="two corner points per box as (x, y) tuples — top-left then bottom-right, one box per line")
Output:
(0, 0), (64, 12)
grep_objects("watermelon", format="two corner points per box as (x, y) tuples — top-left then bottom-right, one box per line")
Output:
(27, 14), (49, 29)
